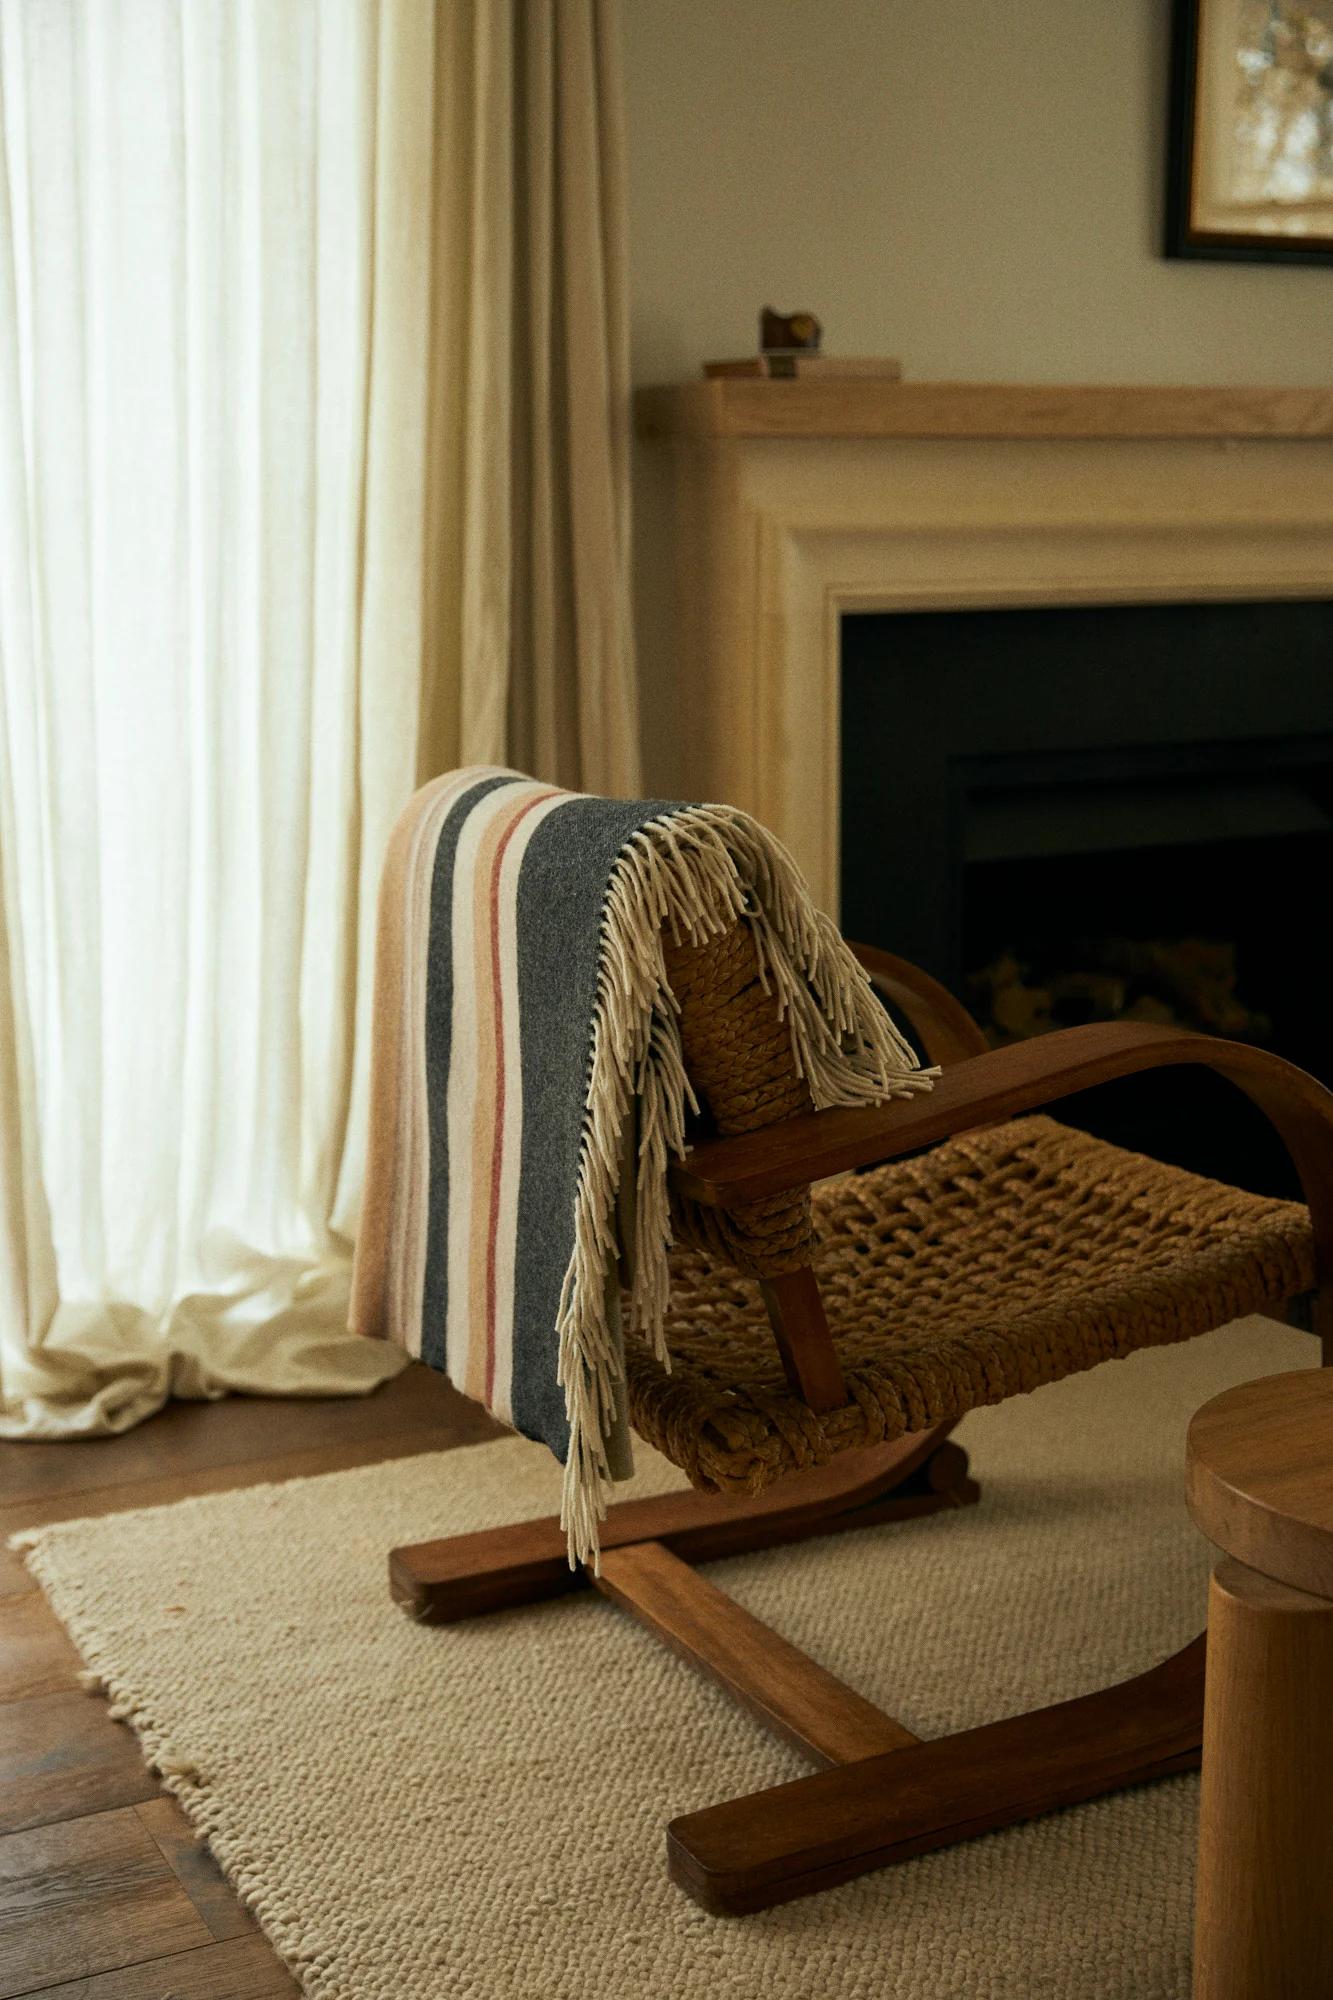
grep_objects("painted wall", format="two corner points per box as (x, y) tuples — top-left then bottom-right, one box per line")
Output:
(622, 0), (1333, 779)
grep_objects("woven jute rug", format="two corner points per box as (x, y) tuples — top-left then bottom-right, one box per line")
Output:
(17, 1316), (1310, 2000)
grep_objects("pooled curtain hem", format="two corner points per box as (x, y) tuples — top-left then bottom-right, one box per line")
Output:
(0, 1258), (407, 1439)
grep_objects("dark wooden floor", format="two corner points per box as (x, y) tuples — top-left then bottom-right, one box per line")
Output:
(0, 1365), (502, 1998)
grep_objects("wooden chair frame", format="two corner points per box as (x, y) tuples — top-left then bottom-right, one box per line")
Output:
(390, 944), (1333, 1915)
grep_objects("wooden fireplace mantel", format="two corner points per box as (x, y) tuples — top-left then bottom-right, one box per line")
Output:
(635, 379), (1333, 444)
(634, 379), (1333, 915)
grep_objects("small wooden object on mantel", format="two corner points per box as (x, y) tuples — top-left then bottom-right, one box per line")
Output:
(705, 305), (902, 382)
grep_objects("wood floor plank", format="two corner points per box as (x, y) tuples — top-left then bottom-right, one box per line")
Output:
(0, 1362), (496, 1508)
(134, 1798), (255, 1943)
(0, 1418), (501, 1544)
(0, 1542), (37, 1603)
(0, 1807), (210, 1999)
(0, 1692), (159, 1836)
(7, 1933), (299, 2000)
(0, 1592), (82, 1702)
(7, 1934), (300, 1999)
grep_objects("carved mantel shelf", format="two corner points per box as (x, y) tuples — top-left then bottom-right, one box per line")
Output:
(635, 379), (1333, 443)
(634, 380), (1333, 915)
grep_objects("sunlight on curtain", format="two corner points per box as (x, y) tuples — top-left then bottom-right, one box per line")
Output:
(0, 0), (638, 1437)
(0, 0), (429, 1430)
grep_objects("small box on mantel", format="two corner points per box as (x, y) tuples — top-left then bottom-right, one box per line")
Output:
(704, 355), (903, 381)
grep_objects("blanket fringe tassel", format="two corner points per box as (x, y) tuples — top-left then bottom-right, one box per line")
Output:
(555, 804), (936, 1569)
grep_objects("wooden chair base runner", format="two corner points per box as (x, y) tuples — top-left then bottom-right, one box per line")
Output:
(669, 1635), (1204, 1914)
(389, 1426), (974, 1624)
(390, 1429), (1204, 1913)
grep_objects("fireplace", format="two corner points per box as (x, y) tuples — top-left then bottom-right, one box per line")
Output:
(840, 598), (1333, 1194)
(635, 378), (1333, 921)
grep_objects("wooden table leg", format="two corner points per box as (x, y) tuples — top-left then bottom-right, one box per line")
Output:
(1193, 1556), (1333, 2000)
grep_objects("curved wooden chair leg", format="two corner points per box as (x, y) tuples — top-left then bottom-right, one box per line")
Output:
(667, 1632), (1206, 1914)
(389, 1422), (975, 1623)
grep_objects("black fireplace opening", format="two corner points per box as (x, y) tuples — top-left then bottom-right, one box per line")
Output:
(840, 598), (1333, 1197)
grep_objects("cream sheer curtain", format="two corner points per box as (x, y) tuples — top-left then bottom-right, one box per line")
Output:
(0, 0), (638, 1437)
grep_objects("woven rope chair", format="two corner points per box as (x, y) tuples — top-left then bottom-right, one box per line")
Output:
(391, 925), (1333, 1915)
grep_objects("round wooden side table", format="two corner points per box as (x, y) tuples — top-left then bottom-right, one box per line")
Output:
(1186, 1368), (1333, 2000)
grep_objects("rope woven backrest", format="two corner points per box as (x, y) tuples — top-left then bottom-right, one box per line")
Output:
(662, 921), (817, 1278)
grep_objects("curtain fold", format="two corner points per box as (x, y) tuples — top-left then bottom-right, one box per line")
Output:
(508, 0), (638, 791)
(0, 0), (637, 1438)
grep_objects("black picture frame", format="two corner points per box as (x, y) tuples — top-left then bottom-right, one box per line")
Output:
(1165, 0), (1333, 265)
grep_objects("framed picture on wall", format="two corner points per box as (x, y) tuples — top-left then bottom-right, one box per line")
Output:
(1166, 0), (1333, 262)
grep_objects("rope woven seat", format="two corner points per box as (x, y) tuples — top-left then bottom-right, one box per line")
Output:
(627, 1113), (1316, 1496)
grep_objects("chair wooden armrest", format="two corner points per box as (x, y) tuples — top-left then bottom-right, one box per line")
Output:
(669, 1021), (1333, 1355)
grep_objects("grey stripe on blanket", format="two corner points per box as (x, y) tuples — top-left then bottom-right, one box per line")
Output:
(351, 769), (933, 1563)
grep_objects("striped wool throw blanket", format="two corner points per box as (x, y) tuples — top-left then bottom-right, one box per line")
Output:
(350, 769), (934, 1562)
